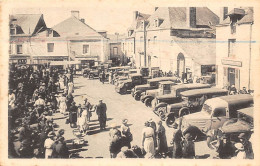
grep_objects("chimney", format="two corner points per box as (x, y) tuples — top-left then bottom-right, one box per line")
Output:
(220, 7), (228, 21)
(155, 7), (159, 11)
(80, 18), (85, 23)
(133, 11), (139, 20)
(71, 10), (79, 19)
(186, 7), (196, 28)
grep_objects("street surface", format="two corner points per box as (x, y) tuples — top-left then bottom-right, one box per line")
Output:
(52, 76), (214, 158)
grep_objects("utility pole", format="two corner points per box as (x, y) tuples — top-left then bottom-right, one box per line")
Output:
(143, 21), (147, 67)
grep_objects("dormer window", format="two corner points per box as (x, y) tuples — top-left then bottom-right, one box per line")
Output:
(155, 19), (158, 27)
(154, 18), (163, 27)
(10, 28), (16, 35)
(128, 30), (134, 37)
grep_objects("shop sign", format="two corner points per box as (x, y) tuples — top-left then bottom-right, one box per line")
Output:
(221, 59), (242, 67)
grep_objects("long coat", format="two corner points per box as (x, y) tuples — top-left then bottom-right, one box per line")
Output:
(156, 125), (168, 154)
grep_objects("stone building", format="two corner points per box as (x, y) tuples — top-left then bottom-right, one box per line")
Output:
(9, 14), (48, 64)
(215, 7), (257, 91)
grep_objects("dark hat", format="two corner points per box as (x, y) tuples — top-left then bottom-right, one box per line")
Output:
(122, 119), (128, 124)
(47, 131), (56, 137)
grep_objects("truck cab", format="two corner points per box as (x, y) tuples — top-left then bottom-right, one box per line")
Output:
(180, 94), (253, 140)
(140, 81), (177, 107)
(131, 77), (179, 101)
(115, 74), (145, 94)
(154, 88), (228, 126)
(151, 83), (211, 109)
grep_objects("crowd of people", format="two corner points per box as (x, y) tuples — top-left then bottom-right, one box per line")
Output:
(8, 65), (76, 158)
(8, 64), (254, 159)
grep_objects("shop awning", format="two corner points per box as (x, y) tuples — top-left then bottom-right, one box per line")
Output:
(49, 60), (81, 66)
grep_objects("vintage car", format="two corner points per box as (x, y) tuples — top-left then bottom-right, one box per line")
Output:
(114, 71), (130, 85)
(179, 94), (254, 140)
(143, 83), (211, 107)
(140, 81), (180, 107)
(82, 68), (90, 78)
(131, 77), (179, 101)
(88, 70), (99, 79)
(153, 88), (228, 126)
(115, 74), (147, 94)
(151, 83), (211, 108)
(206, 107), (254, 153)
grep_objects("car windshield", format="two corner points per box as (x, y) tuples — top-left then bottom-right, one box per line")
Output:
(201, 103), (212, 115)
(150, 82), (156, 87)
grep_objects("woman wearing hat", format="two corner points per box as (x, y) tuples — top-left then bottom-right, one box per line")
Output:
(58, 93), (67, 114)
(77, 105), (88, 133)
(121, 119), (132, 149)
(44, 131), (56, 158)
(141, 121), (156, 158)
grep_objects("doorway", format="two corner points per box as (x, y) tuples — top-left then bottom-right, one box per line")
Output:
(228, 68), (235, 86)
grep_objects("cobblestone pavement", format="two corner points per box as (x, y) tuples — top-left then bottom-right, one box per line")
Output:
(52, 76), (214, 158)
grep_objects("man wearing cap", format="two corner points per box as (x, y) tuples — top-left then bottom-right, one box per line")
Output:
(181, 133), (195, 159)
(96, 99), (107, 130)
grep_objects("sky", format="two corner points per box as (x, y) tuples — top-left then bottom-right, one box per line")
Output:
(11, 7), (222, 35)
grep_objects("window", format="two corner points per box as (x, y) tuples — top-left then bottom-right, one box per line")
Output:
(155, 19), (158, 27)
(153, 36), (157, 44)
(10, 28), (15, 35)
(213, 108), (226, 117)
(47, 43), (54, 52)
(228, 39), (236, 57)
(113, 47), (118, 55)
(17, 45), (22, 54)
(131, 43), (133, 52)
(148, 39), (150, 47)
(83, 44), (89, 54)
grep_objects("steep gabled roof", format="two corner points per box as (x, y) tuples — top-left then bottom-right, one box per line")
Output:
(10, 14), (46, 35)
(52, 16), (103, 38)
(147, 7), (219, 30)
(129, 12), (151, 32)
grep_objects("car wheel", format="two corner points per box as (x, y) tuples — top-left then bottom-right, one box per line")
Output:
(144, 98), (152, 107)
(120, 88), (127, 95)
(179, 107), (190, 117)
(151, 99), (156, 108)
(134, 94), (140, 101)
(165, 114), (176, 128)
(158, 107), (167, 121)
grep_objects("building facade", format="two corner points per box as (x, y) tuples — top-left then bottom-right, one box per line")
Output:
(215, 7), (256, 91)
(108, 33), (125, 66)
(9, 14), (48, 64)
(123, 7), (219, 78)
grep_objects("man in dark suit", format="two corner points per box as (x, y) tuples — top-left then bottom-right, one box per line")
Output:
(96, 99), (107, 130)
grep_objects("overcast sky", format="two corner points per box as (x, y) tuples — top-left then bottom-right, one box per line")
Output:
(11, 7), (223, 34)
